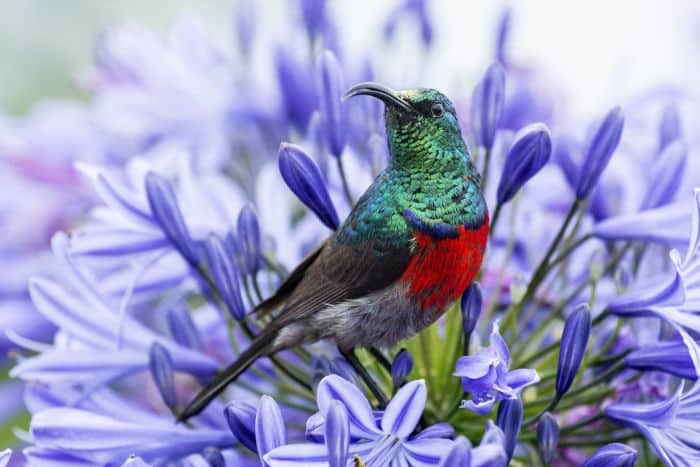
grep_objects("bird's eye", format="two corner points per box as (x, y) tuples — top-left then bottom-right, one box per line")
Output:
(431, 103), (445, 117)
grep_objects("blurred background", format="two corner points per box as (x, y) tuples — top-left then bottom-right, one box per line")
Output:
(2, 0), (699, 117)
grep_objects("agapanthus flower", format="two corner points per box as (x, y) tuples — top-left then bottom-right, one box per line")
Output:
(455, 322), (539, 414)
(266, 376), (455, 466)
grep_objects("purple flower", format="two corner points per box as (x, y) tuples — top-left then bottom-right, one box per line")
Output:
(384, 0), (434, 47)
(391, 348), (413, 388)
(29, 400), (234, 464)
(640, 139), (687, 209)
(496, 397), (522, 462)
(317, 50), (346, 158)
(455, 322), (539, 414)
(625, 340), (697, 380)
(325, 400), (350, 467)
(256, 395), (287, 466)
(149, 342), (177, 409)
(275, 47), (317, 132)
(237, 204), (262, 276)
(202, 447), (225, 467)
(536, 412), (559, 464)
(580, 443), (637, 467)
(576, 106), (624, 198)
(471, 63), (506, 150)
(496, 123), (552, 204)
(225, 400), (258, 453)
(0, 450), (10, 467)
(604, 329), (700, 465)
(204, 234), (246, 321)
(658, 103), (682, 153)
(166, 304), (203, 350)
(145, 171), (199, 265)
(556, 305), (592, 395)
(299, 0), (327, 39)
(278, 142), (340, 230)
(266, 375), (454, 466)
(461, 282), (482, 336)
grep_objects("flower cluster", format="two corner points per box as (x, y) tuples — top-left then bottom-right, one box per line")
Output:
(1, 2), (700, 466)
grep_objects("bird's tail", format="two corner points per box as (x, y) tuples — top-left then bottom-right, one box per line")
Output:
(177, 325), (279, 422)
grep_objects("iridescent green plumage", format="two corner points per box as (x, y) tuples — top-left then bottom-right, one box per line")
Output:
(337, 88), (486, 248)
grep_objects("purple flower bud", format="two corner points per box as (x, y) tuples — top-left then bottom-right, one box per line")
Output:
(641, 140), (687, 209)
(299, 0), (327, 39)
(278, 143), (339, 230)
(233, 0), (255, 59)
(202, 447), (225, 467)
(204, 235), (246, 321)
(325, 400), (349, 467)
(145, 172), (198, 264)
(576, 107), (624, 199)
(471, 63), (505, 150)
(318, 50), (346, 158)
(166, 305), (202, 350)
(225, 400), (258, 453)
(391, 348), (413, 388)
(148, 342), (177, 409)
(581, 443), (637, 467)
(658, 103), (682, 153)
(440, 436), (472, 467)
(275, 48), (316, 132)
(312, 355), (334, 388)
(496, 397), (522, 462)
(556, 305), (591, 395)
(255, 395), (287, 463)
(497, 123), (552, 204)
(460, 282), (482, 336)
(495, 8), (512, 65)
(536, 412), (559, 464)
(624, 340), (697, 380)
(237, 205), (262, 275)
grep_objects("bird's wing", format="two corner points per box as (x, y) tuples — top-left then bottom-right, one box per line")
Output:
(272, 237), (413, 325)
(254, 241), (327, 316)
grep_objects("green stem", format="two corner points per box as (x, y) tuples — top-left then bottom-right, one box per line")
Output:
(502, 199), (582, 331)
(480, 147), (492, 193)
(489, 202), (502, 235)
(336, 157), (354, 206)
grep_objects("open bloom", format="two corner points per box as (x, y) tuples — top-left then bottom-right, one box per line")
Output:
(455, 322), (539, 414)
(266, 375), (457, 466)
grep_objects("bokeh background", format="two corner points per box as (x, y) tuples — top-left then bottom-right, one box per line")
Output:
(2, 0), (699, 117)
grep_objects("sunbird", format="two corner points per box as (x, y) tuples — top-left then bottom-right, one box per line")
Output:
(179, 83), (489, 421)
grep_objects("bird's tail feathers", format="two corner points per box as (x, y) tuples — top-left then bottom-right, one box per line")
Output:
(177, 325), (279, 422)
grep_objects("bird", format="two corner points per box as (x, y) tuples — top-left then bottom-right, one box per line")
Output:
(178, 83), (489, 421)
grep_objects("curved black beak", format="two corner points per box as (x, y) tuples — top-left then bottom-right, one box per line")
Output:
(342, 82), (412, 112)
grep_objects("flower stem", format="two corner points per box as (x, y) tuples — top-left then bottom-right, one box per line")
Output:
(480, 147), (492, 193)
(336, 157), (354, 207)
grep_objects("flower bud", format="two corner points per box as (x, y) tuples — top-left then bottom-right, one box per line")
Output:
(202, 447), (225, 467)
(556, 304), (592, 395)
(318, 50), (346, 158)
(537, 412), (559, 465)
(391, 348), (413, 388)
(278, 143), (340, 230)
(145, 172), (198, 264)
(658, 103), (681, 153)
(460, 282), (482, 336)
(496, 397), (522, 462)
(497, 123), (551, 204)
(255, 395), (287, 463)
(148, 342), (177, 409)
(581, 443), (637, 467)
(166, 305), (202, 350)
(237, 204), (262, 275)
(471, 63), (505, 150)
(225, 401), (258, 453)
(275, 48), (316, 132)
(641, 140), (687, 209)
(204, 235), (246, 321)
(439, 436), (472, 467)
(325, 400), (350, 467)
(576, 106), (624, 199)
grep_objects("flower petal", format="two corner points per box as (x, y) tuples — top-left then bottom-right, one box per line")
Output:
(381, 380), (427, 437)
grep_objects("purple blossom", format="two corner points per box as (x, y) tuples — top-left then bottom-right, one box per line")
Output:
(641, 139), (687, 209)
(624, 340), (697, 380)
(266, 376), (454, 466)
(536, 412), (559, 464)
(576, 106), (624, 199)
(556, 305), (592, 395)
(317, 50), (347, 158)
(471, 63), (506, 150)
(455, 322), (539, 414)
(580, 443), (637, 467)
(658, 103), (682, 153)
(461, 282), (483, 336)
(391, 348), (413, 388)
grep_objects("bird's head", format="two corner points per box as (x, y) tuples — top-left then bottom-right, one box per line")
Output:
(344, 83), (465, 161)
